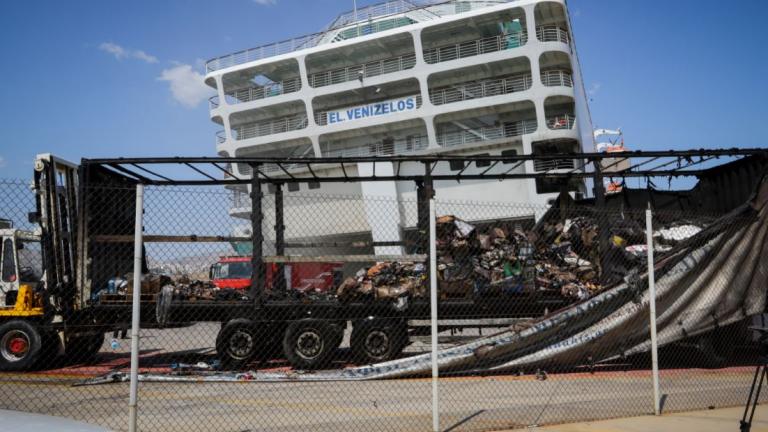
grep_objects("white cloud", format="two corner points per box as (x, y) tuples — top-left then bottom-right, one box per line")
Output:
(99, 42), (158, 63)
(157, 64), (213, 108)
(0, 156), (6, 168)
(253, 0), (276, 5)
(588, 82), (602, 96)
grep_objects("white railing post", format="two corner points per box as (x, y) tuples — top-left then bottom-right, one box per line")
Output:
(128, 183), (144, 432)
(645, 206), (661, 415)
(429, 197), (439, 432)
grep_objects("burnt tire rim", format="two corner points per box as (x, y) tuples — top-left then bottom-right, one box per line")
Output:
(1, 330), (30, 362)
(295, 330), (324, 360)
(365, 330), (390, 358)
(228, 330), (255, 360)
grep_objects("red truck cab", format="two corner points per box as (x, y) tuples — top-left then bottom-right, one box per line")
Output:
(210, 256), (342, 293)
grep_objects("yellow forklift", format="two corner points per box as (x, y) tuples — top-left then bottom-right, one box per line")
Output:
(0, 156), (107, 371)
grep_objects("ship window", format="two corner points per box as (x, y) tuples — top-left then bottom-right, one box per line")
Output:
(501, 149), (518, 164)
(267, 184), (276, 194)
(449, 160), (465, 171)
(308, 182), (320, 190)
(288, 183), (300, 192)
(476, 153), (491, 167)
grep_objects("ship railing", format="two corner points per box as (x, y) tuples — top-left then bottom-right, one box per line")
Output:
(436, 119), (537, 147)
(261, 161), (309, 173)
(209, 95), (221, 109)
(205, 0), (521, 72)
(314, 95), (422, 125)
(326, 0), (426, 30)
(533, 157), (576, 172)
(429, 74), (532, 105)
(206, 32), (325, 73)
(423, 31), (528, 64)
(546, 114), (576, 130)
(215, 130), (227, 144)
(540, 70), (573, 87)
(226, 78), (302, 104)
(232, 190), (250, 208)
(309, 53), (417, 88)
(232, 114), (309, 140)
(323, 135), (429, 157)
(536, 26), (570, 44)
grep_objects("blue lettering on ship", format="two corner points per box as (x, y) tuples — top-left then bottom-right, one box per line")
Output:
(329, 97), (417, 124)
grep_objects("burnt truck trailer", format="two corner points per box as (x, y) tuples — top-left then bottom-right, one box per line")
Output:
(1, 150), (766, 371)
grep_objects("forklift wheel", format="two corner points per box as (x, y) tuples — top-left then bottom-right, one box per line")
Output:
(0, 320), (43, 371)
(282, 320), (335, 370)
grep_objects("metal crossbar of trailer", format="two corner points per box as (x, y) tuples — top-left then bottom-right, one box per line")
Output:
(79, 149), (768, 304)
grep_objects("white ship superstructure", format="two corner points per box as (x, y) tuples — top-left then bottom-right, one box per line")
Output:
(205, 0), (592, 250)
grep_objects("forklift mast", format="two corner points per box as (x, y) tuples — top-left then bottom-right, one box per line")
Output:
(32, 154), (80, 316)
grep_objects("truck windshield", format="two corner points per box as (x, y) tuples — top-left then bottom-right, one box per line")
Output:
(217, 262), (252, 279)
(17, 239), (42, 282)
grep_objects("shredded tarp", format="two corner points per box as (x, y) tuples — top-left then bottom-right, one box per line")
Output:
(77, 176), (768, 385)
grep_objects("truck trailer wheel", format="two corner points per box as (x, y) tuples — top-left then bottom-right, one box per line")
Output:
(217, 319), (262, 369)
(0, 320), (43, 371)
(282, 320), (336, 370)
(351, 319), (408, 364)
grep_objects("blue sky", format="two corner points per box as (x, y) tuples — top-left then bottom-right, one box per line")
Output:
(0, 0), (766, 179)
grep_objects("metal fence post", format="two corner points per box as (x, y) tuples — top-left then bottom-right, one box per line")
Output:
(645, 206), (661, 415)
(128, 183), (144, 432)
(429, 197), (439, 432)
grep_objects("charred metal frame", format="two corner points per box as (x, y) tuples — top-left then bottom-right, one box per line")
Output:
(80, 149), (768, 305)
(81, 149), (766, 186)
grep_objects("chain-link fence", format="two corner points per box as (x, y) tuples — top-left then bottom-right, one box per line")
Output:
(0, 177), (766, 432)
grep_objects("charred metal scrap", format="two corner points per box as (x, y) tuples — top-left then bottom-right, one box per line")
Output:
(337, 213), (704, 305)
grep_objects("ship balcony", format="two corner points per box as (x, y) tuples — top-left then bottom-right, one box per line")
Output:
(535, 2), (570, 45)
(313, 78), (422, 126)
(435, 101), (538, 148)
(225, 77), (302, 105)
(546, 114), (576, 130)
(535, 26), (570, 44)
(422, 7), (527, 65)
(539, 51), (573, 88)
(428, 57), (532, 106)
(229, 101), (309, 141)
(319, 119), (428, 157)
(209, 95), (221, 109)
(545, 95), (576, 130)
(540, 69), (573, 87)
(216, 129), (227, 144)
(331, 16), (416, 42)
(436, 120), (537, 148)
(429, 73), (532, 105)
(423, 32), (528, 64)
(233, 138), (315, 175)
(219, 58), (302, 106)
(306, 33), (415, 89)
(532, 138), (580, 172)
(232, 114), (308, 140)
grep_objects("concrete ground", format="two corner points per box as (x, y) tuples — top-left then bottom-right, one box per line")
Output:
(507, 405), (768, 432)
(0, 323), (764, 432)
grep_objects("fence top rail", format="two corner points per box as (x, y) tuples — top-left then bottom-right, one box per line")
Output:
(80, 149), (768, 185)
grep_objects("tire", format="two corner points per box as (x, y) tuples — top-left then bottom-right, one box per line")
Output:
(282, 320), (336, 370)
(0, 320), (43, 371)
(216, 319), (260, 370)
(350, 318), (408, 364)
(67, 333), (105, 363)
